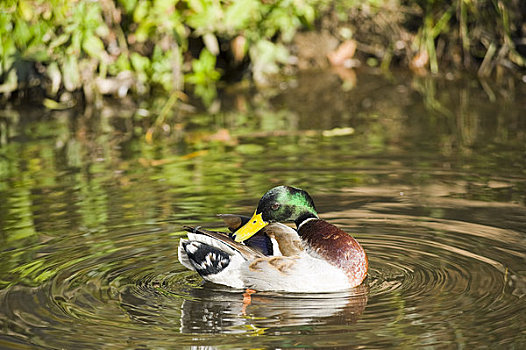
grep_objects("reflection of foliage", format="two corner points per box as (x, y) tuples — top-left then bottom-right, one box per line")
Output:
(185, 49), (220, 105)
(1, 73), (525, 288)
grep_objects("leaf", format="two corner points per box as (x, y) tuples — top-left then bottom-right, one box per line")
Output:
(186, 48), (220, 84)
(82, 34), (106, 60)
(134, 20), (153, 43)
(185, 0), (222, 30)
(203, 33), (219, 55)
(301, 4), (315, 24)
(49, 33), (70, 51)
(0, 69), (17, 94)
(62, 55), (81, 91)
(17, 0), (34, 21)
(43, 98), (75, 110)
(14, 18), (31, 47)
(196, 49), (218, 73)
(46, 62), (61, 95)
(69, 31), (82, 55)
(224, 0), (258, 30)
(119, 0), (138, 14)
(133, 0), (150, 22)
(130, 52), (150, 73)
(23, 46), (49, 62)
(249, 40), (289, 83)
(109, 53), (132, 76)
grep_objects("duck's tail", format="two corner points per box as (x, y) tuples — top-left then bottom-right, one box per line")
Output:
(178, 226), (265, 288)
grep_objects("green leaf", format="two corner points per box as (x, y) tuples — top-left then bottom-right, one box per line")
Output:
(49, 33), (70, 51)
(82, 34), (105, 60)
(62, 55), (81, 91)
(224, 0), (258, 30)
(185, 0), (222, 30)
(186, 48), (220, 85)
(302, 4), (315, 24)
(14, 18), (31, 47)
(134, 20), (153, 43)
(118, 0), (138, 14)
(249, 40), (290, 84)
(203, 33), (219, 55)
(46, 62), (62, 96)
(130, 52), (150, 73)
(109, 53), (132, 76)
(133, 0), (150, 22)
(0, 69), (18, 94)
(17, 0), (34, 22)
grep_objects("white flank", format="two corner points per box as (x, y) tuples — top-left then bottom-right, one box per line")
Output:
(241, 252), (351, 293)
(179, 226), (354, 293)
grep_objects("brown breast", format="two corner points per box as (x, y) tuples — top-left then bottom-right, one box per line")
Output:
(298, 219), (368, 287)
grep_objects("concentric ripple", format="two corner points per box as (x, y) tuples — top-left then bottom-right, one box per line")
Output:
(1, 196), (526, 348)
(366, 228), (506, 300)
(321, 198), (526, 347)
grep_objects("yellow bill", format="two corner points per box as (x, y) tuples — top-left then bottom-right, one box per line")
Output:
(233, 210), (268, 242)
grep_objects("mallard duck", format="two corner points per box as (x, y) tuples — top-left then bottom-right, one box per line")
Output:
(178, 185), (368, 292)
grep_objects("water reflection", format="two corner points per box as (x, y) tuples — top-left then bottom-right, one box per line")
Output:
(0, 71), (525, 348)
(179, 285), (368, 334)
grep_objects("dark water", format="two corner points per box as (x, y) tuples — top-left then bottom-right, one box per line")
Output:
(1, 71), (525, 348)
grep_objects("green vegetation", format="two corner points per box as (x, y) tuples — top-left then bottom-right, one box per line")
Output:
(0, 0), (525, 105)
(0, 0), (317, 104)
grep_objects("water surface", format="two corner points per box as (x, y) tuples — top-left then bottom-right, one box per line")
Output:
(1, 71), (525, 348)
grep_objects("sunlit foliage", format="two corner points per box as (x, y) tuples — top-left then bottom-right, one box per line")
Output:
(0, 0), (524, 104)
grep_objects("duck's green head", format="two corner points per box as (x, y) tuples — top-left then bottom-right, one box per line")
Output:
(232, 185), (318, 242)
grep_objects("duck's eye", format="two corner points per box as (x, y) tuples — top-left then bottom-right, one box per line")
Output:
(271, 203), (280, 211)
